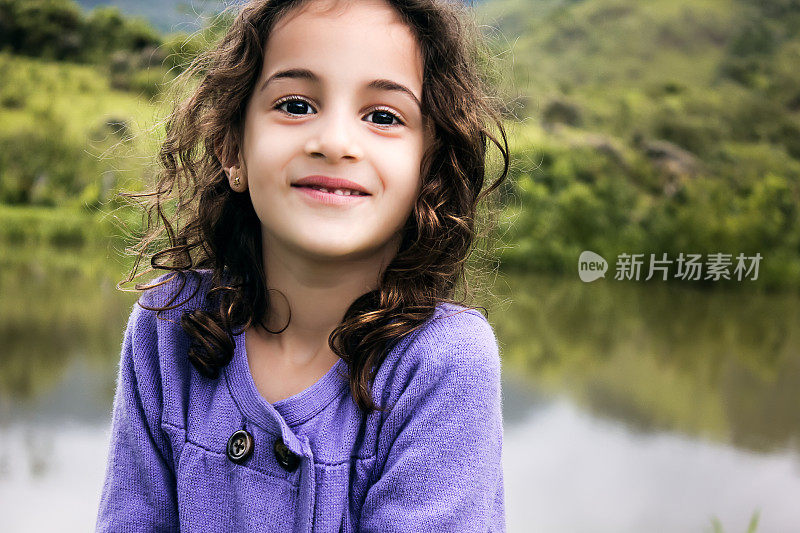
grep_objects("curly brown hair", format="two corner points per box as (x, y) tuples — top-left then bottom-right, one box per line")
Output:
(119, 0), (510, 414)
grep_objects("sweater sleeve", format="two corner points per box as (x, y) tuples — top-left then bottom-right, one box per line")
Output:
(359, 311), (506, 533)
(96, 302), (179, 532)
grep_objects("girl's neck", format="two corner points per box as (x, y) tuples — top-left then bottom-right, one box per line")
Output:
(253, 231), (399, 367)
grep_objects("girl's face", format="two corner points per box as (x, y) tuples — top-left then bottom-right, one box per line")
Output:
(238, 0), (430, 264)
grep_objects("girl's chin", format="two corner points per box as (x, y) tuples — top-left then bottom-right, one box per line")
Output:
(262, 226), (400, 262)
(296, 239), (393, 263)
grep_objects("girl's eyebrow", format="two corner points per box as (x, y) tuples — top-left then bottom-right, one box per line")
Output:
(259, 68), (421, 109)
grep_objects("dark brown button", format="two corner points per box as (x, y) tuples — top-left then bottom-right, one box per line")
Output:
(227, 429), (254, 464)
(273, 437), (301, 472)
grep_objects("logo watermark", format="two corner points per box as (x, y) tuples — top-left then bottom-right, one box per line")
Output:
(578, 250), (608, 282)
(578, 251), (762, 282)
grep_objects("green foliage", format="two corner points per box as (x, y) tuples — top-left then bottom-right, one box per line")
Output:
(161, 31), (208, 72)
(82, 6), (160, 61)
(0, 125), (95, 205)
(499, 122), (800, 289)
(0, 204), (130, 246)
(0, 0), (83, 60)
(0, 53), (157, 210)
(477, 0), (800, 289)
(542, 99), (583, 128)
(0, 0), (159, 62)
(0, 0), (181, 99)
(728, 19), (779, 57)
(105, 48), (173, 96)
(0, 2), (216, 241)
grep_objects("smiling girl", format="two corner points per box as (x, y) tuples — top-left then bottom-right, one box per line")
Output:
(97, 0), (509, 531)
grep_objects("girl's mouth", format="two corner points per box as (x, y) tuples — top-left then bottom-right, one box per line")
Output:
(292, 185), (371, 205)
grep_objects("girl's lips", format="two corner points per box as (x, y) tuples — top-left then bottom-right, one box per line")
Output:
(293, 185), (370, 205)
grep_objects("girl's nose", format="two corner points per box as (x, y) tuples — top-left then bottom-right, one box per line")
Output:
(304, 109), (363, 162)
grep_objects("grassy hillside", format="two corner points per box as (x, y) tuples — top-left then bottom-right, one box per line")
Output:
(0, 52), (162, 207)
(476, 0), (800, 289)
(477, 0), (800, 156)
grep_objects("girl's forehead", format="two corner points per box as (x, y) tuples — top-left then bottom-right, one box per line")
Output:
(262, 0), (423, 89)
(270, 0), (416, 46)
(276, 0), (396, 28)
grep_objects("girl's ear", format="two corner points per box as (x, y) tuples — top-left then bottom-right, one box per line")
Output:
(227, 164), (247, 192)
(215, 137), (248, 192)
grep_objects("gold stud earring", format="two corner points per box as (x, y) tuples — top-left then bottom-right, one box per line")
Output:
(233, 176), (241, 187)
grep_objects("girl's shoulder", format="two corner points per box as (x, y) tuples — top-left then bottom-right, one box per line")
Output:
(136, 268), (214, 316)
(418, 301), (499, 368)
(120, 269), (215, 378)
(121, 269), (214, 345)
(372, 301), (501, 404)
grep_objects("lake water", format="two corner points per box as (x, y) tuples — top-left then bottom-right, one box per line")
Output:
(1, 245), (798, 532)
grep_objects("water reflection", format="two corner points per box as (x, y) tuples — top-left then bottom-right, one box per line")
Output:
(493, 273), (800, 455)
(503, 378), (800, 532)
(1, 247), (799, 531)
(0, 245), (135, 403)
(0, 422), (110, 532)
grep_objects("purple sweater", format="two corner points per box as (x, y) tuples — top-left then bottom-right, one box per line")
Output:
(96, 270), (505, 532)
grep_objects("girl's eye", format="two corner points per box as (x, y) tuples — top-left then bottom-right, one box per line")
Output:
(364, 109), (404, 127)
(274, 97), (403, 127)
(275, 97), (316, 116)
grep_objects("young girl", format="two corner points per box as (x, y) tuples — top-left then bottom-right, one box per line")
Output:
(97, 0), (510, 531)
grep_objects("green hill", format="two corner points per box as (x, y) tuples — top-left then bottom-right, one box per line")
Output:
(475, 0), (800, 289)
(477, 0), (799, 147)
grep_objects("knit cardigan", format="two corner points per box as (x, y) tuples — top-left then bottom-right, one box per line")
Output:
(96, 270), (505, 532)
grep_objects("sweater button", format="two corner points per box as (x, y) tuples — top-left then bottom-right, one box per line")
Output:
(227, 429), (254, 464)
(273, 437), (301, 472)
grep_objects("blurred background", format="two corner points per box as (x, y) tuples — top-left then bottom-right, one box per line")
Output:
(1, 0), (799, 531)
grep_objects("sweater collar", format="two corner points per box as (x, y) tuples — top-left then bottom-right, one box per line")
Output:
(224, 327), (349, 438)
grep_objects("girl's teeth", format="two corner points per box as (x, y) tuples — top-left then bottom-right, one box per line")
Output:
(309, 186), (363, 196)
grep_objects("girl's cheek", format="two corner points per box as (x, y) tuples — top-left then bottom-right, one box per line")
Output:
(251, 124), (292, 156)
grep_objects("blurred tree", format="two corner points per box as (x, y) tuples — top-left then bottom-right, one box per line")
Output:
(0, 0), (160, 62)
(82, 6), (159, 61)
(0, 0), (83, 60)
